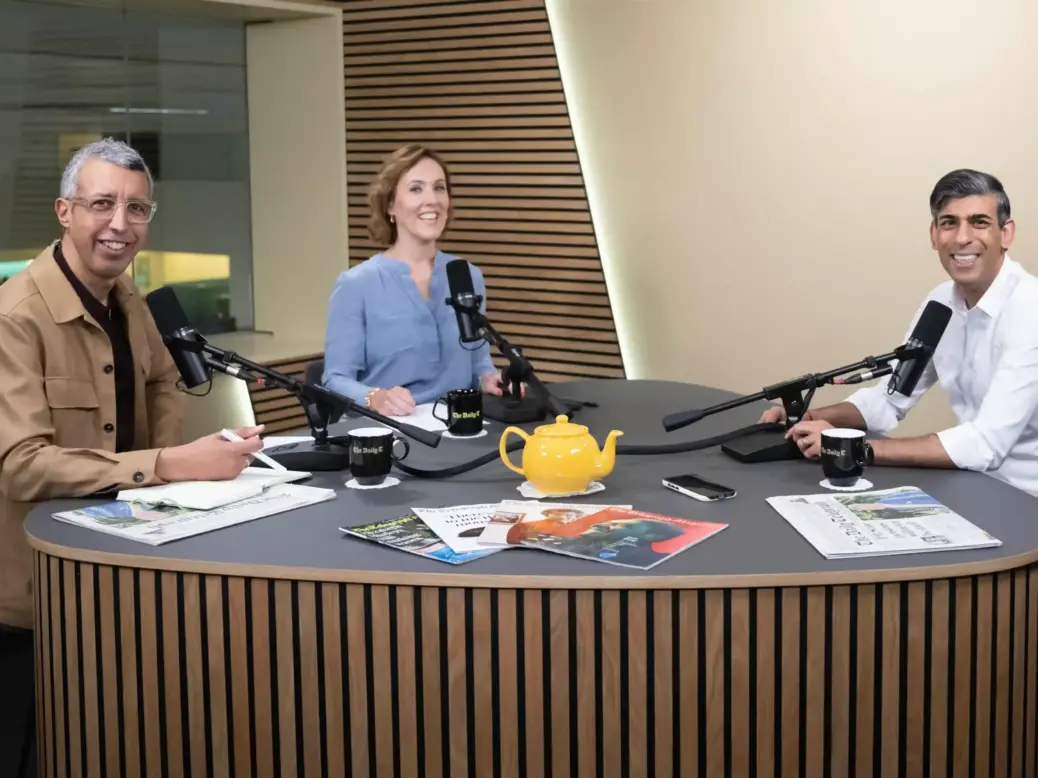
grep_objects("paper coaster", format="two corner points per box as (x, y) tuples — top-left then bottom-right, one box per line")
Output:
(346, 476), (400, 490)
(518, 480), (606, 499)
(820, 478), (873, 492)
(442, 429), (488, 440)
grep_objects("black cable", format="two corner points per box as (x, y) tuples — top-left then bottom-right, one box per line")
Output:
(392, 422), (785, 479)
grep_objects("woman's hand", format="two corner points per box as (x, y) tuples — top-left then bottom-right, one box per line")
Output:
(369, 386), (416, 416)
(480, 370), (525, 397)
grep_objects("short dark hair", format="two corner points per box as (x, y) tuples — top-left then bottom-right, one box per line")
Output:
(929, 169), (1010, 226)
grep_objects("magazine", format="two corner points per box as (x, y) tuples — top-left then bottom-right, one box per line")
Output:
(115, 466), (311, 510)
(477, 500), (633, 547)
(766, 486), (1001, 559)
(340, 514), (499, 564)
(507, 506), (728, 569)
(409, 503), (505, 553)
(53, 484), (336, 545)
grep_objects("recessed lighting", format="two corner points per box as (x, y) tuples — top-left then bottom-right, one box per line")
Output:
(109, 107), (208, 116)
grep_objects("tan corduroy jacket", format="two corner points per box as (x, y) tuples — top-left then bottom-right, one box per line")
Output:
(0, 243), (184, 629)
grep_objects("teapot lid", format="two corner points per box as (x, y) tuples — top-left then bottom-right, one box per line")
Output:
(535, 415), (588, 437)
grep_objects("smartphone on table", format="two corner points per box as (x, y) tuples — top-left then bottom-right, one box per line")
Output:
(662, 473), (737, 502)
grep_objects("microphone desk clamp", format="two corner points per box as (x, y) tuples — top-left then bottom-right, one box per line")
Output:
(661, 346), (926, 464)
(165, 333), (442, 472)
(446, 294), (579, 425)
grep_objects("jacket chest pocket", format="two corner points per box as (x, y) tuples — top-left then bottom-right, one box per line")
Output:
(45, 377), (101, 448)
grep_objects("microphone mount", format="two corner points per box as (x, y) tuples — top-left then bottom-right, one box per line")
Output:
(164, 331), (442, 470)
(445, 294), (583, 424)
(661, 344), (928, 463)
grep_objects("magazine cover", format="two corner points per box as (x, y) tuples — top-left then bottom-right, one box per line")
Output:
(409, 503), (505, 552)
(509, 506), (728, 570)
(766, 486), (1001, 558)
(477, 501), (633, 547)
(340, 514), (499, 565)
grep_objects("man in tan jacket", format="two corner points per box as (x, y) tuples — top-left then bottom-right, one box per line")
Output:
(0, 139), (265, 776)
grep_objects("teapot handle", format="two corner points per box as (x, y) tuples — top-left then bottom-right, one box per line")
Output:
(499, 426), (529, 477)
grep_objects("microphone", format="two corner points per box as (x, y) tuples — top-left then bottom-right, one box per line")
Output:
(145, 286), (211, 388)
(445, 259), (484, 343)
(832, 365), (894, 385)
(887, 300), (953, 397)
(662, 408), (707, 432)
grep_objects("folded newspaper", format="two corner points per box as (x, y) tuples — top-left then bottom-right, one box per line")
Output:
(53, 484), (336, 545)
(114, 466), (312, 510)
(767, 486), (1000, 559)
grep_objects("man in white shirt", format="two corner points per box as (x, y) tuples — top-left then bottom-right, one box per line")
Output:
(760, 169), (1038, 497)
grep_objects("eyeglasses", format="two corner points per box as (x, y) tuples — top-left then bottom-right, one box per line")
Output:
(68, 196), (158, 224)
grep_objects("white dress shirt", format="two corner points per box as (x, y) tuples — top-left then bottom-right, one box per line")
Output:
(847, 256), (1038, 497)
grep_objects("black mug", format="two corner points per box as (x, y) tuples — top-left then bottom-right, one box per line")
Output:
(432, 388), (483, 436)
(347, 427), (409, 485)
(820, 428), (869, 487)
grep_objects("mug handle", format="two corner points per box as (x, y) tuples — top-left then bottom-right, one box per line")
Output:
(431, 398), (448, 423)
(499, 426), (529, 477)
(855, 443), (869, 468)
(391, 436), (410, 462)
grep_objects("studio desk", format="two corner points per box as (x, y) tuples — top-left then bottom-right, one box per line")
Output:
(25, 380), (1038, 778)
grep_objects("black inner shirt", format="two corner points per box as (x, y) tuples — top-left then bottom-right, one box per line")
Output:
(53, 241), (136, 453)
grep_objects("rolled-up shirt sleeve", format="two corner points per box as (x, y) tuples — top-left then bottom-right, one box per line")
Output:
(845, 298), (939, 434)
(469, 264), (497, 385)
(936, 345), (1038, 471)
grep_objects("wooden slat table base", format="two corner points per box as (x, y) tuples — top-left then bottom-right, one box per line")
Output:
(33, 552), (1038, 778)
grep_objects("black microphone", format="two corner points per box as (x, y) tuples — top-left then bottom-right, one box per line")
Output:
(145, 286), (211, 389)
(887, 300), (953, 397)
(661, 408), (707, 432)
(445, 259), (484, 343)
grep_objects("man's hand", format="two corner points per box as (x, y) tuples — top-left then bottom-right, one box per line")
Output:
(758, 405), (814, 425)
(785, 419), (834, 459)
(369, 386), (416, 416)
(156, 425), (265, 482)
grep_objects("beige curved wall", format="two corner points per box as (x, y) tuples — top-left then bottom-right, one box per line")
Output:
(547, 0), (1038, 435)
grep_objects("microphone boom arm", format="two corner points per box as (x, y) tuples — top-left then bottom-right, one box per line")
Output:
(662, 345), (927, 432)
(165, 332), (442, 448)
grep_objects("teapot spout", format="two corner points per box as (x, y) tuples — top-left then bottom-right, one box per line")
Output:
(593, 430), (624, 478)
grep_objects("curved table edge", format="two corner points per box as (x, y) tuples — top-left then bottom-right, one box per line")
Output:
(26, 528), (1038, 590)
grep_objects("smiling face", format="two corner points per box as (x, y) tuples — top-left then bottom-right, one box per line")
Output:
(387, 156), (449, 246)
(929, 193), (1014, 307)
(54, 158), (151, 287)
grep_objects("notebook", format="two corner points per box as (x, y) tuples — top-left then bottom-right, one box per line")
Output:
(115, 467), (312, 511)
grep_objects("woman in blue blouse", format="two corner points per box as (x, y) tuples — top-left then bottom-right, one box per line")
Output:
(323, 144), (504, 416)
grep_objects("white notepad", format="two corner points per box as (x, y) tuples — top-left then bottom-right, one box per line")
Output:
(115, 467), (312, 511)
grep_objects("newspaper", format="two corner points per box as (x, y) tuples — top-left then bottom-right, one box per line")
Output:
(767, 486), (1001, 559)
(53, 484), (336, 545)
(340, 514), (498, 564)
(409, 503), (503, 553)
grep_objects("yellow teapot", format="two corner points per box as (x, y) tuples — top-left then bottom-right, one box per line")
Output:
(499, 415), (623, 495)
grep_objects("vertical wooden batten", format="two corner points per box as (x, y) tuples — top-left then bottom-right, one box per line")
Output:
(33, 551), (1038, 777)
(338, 0), (624, 384)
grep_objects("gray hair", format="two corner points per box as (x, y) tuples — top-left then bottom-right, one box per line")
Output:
(59, 138), (153, 199)
(929, 169), (1010, 227)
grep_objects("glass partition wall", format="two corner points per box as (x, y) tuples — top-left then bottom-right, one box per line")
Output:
(0, 0), (253, 333)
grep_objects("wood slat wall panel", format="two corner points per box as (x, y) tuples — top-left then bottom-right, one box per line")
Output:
(338, 0), (623, 384)
(35, 553), (1038, 778)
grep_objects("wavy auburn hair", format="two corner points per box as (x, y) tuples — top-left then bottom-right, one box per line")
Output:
(367, 144), (454, 246)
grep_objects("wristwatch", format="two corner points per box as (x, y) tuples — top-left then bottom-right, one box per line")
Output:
(364, 388), (378, 408)
(863, 441), (875, 466)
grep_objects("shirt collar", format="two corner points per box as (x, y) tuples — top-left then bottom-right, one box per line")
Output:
(951, 254), (1021, 317)
(373, 250), (449, 274)
(29, 240), (136, 325)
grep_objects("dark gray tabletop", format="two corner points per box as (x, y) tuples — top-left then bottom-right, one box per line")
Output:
(26, 379), (1038, 585)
